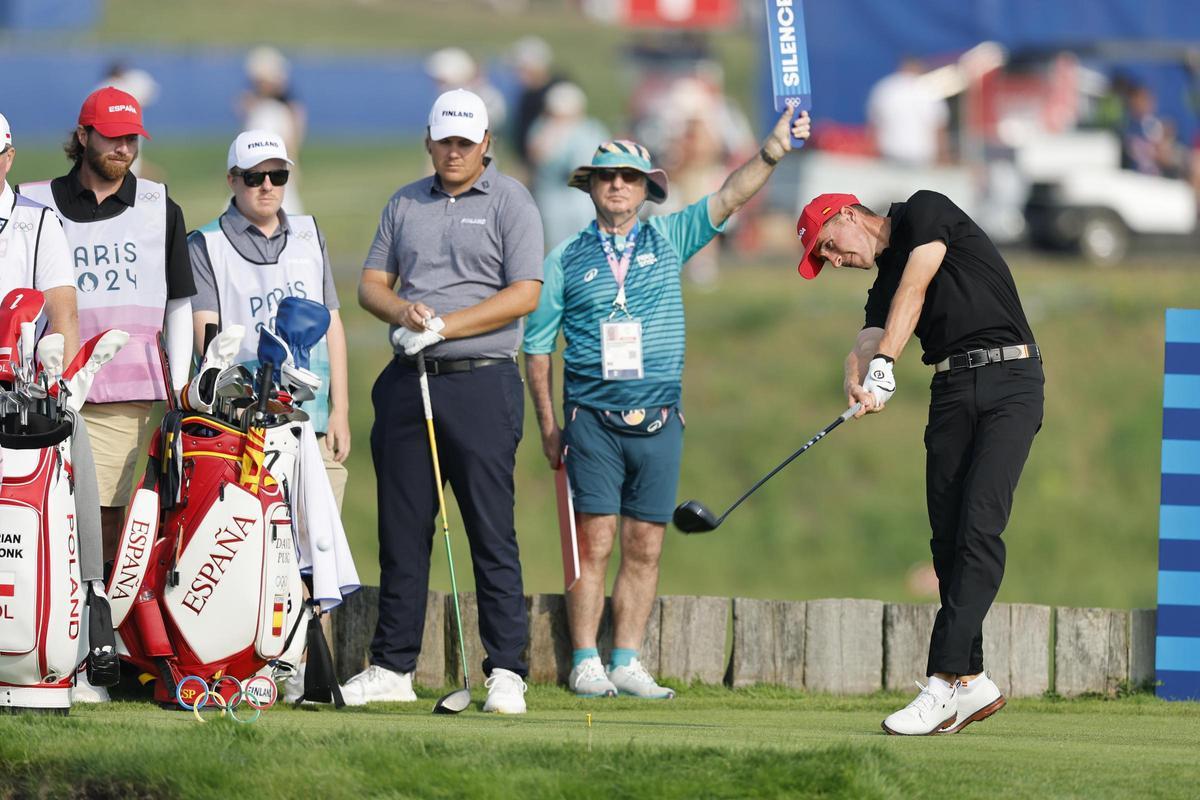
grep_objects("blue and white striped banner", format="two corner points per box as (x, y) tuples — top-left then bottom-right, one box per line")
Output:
(1158, 308), (1200, 700)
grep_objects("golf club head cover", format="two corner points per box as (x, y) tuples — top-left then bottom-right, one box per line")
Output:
(280, 361), (322, 402)
(184, 324), (245, 413)
(0, 288), (46, 383)
(85, 581), (120, 687)
(301, 612), (345, 708)
(62, 329), (131, 411)
(36, 333), (66, 380)
(274, 297), (330, 371)
(257, 327), (293, 385)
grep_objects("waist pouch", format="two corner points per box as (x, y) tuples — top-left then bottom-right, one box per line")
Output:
(581, 405), (682, 436)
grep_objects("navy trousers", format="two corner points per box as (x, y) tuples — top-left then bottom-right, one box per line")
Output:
(369, 357), (529, 677)
(924, 358), (1044, 677)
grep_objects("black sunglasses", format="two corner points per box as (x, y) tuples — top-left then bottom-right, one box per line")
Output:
(238, 169), (290, 187)
(593, 168), (645, 183)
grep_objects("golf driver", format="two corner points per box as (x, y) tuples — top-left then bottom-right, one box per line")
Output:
(673, 402), (863, 534)
(421, 353), (472, 715)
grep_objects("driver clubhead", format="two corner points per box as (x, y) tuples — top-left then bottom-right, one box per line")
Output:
(672, 500), (721, 534)
(432, 688), (471, 715)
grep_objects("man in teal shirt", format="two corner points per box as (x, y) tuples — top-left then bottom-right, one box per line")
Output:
(524, 109), (810, 698)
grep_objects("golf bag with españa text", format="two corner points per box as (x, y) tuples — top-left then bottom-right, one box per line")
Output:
(0, 289), (127, 712)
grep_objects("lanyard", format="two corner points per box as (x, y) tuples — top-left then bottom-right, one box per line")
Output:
(594, 221), (639, 313)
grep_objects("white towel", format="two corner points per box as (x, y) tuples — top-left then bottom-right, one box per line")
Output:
(294, 421), (360, 611)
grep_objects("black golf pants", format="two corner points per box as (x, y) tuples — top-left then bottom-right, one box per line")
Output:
(924, 358), (1044, 677)
(369, 357), (529, 678)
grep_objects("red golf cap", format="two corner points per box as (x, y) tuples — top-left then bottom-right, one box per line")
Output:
(796, 193), (859, 279)
(78, 86), (151, 139)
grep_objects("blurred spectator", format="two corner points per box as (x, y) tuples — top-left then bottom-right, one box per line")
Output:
(527, 82), (608, 247)
(1120, 84), (1189, 179)
(425, 47), (508, 134)
(96, 62), (160, 178)
(866, 56), (950, 167)
(241, 46), (307, 214)
(510, 36), (563, 172)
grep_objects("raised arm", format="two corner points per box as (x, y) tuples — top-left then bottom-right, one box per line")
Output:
(707, 108), (811, 227)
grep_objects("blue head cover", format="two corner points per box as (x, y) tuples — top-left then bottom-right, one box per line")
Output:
(257, 327), (291, 384)
(274, 297), (330, 371)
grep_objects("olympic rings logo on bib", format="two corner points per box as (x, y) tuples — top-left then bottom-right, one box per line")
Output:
(176, 674), (278, 723)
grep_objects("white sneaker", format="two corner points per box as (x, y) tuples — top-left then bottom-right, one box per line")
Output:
(283, 664), (306, 704)
(70, 669), (110, 704)
(482, 668), (527, 714)
(569, 657), (617, 698)
(944, 672), (1006, 734)
(882, 680), (957, 735)
(339, 665), (417, 706)
(607, 658), (675, 699)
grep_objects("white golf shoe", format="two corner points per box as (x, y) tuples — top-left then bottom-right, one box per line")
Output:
(882, 680), (957, 735)
(482, 668), (527, 714)
(282, 664), (306, 704)
(944, 672), (1006, 733)
(607, 658), (675, 699)
(569, 657), (618, 698)
(70, 668), (110, 704)
(339, 664), (417, 706)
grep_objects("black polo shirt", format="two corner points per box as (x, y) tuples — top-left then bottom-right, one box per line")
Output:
(863, 190), (1035, 365)
(40, 164), (196, 300)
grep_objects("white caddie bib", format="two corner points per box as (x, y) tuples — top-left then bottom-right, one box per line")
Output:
(0, 192), (47, 296)
(21, 178), (169, 402)
(201, 214), (325, 365)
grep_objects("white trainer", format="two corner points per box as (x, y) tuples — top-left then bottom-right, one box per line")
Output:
(339, 664), (417, 706)
(944, 672), (1006, 733)
(70, 669), (110, 704)
(282, 664), (306, 704)
(607, 658), (675, 699)
(882, 680), (957, 735)
(482, 668), (527, 714)
(569, 657), (618, 698)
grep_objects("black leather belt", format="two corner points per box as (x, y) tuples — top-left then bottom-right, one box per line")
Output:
(397, 355), (514, 376)
(933, 344), (1040, 374)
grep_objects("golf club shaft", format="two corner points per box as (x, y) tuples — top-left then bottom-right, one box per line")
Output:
(418, 353), (471, 691)
(715, 403), (862, 525)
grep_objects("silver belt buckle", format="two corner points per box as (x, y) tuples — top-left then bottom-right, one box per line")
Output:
(967, 349), (988, 368)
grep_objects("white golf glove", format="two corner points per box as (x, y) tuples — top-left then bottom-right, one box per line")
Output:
(862, 355), (896, 409)
(390, 316), (445, 356)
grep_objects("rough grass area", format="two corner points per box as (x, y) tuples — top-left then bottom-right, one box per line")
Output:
(1, 687), (1197, 799)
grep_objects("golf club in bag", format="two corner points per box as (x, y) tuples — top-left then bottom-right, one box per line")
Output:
(418, 353), (473, 715)
(0, 288), (128, 713)
(673, 403), (863, 534)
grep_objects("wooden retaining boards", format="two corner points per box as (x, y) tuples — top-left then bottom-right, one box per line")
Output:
(331, 588), (1157, 696)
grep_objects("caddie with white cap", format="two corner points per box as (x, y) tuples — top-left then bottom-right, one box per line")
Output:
(523, 107), (812, 701)
(352, 89), (544, 713)
(0, 112), (79, 349)
(188, 129), (351, 503)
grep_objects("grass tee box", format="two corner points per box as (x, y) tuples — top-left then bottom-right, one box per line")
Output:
(1, 689), (1198, 799)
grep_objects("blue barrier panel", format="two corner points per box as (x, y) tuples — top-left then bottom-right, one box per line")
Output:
(1158, 308), (1200, 700)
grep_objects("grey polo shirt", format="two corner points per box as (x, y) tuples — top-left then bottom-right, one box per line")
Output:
(362, 159), (544, 360)
(188, 200), (340, 314)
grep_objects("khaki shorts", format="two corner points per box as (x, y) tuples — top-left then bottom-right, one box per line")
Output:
(318, 433), (348, 511)
(80, 401), (154, 507)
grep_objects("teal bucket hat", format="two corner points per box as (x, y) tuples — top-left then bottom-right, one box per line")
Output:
(568, 139), (669, 203)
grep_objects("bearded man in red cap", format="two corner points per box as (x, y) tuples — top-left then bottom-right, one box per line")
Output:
(796, 190), (1044, 735)
(20, 87), (196, 705)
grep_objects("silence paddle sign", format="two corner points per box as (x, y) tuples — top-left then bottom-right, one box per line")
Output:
(764, 0), (812, 149)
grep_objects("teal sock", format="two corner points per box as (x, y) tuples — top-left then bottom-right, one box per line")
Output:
(610, 648), (637, 669)
(572, 647), (599, 668)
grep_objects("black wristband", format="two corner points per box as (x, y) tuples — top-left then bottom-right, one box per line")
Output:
(759, 148), (780, 167)
(872, 353), (894, 364)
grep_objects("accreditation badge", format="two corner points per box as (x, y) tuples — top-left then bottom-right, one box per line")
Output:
(600, 319), (644, 380)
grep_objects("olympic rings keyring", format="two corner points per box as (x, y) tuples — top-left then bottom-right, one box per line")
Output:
(175, 675), (277, 723)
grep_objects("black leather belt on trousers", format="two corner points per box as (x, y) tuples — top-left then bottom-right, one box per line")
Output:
(933, 344), (1041, 374)
(397, 355), (514, 376)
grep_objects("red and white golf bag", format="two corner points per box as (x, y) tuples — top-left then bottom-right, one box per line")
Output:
(0, 289), (127, 712)
(108, 408), (305, 705)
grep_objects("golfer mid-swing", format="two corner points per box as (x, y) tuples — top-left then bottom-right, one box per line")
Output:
(796, 189), (1044, 734)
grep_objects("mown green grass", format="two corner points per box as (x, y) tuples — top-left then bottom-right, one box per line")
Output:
(1, 688), (1197, 799)
(6, 140), (1189, 610)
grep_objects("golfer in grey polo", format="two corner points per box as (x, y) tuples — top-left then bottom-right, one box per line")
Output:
(348, 89), (544, 714)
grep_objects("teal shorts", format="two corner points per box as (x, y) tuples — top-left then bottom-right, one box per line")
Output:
(561, 405), (684, 523)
